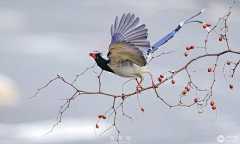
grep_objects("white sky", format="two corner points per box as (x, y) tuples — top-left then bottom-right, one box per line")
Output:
(0, 0), (240, 144)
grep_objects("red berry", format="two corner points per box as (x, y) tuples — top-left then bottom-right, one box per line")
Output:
(185, 86), (188, 90)
(227, 62), (231, 65)
(210, 101), (214, 106)
(141, 108), (145, 112)
(158, 77), (162, 82)
(184, 52), (188, 57)
(229, 84), (233, 89)
(96, 124), (99, 129)
(98, 115), (102, 118)
(160, 75), (164, 78)
(194, 98), (198, 103)
(219, 37), (222, 41)
(182, 91), (187, 95)
(102, 115), (106, 119)
(122, 96), (125, 100)
(212, 106), (216, 110)
(172, 80), (175, 84)
(187, 88), (190, 92)
(208, 68), (212, 72)
(207, 23), (211, 27)
(190, 46), (194, 49)
(186, 47), (190, 50)
(203, 24), (207, 28)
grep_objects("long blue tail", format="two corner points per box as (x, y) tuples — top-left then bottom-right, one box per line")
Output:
(147, 9), (206, 55)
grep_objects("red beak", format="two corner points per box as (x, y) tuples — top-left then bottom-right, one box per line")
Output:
(89, 53), (96, 59)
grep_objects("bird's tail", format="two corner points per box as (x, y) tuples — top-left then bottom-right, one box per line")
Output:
(147, 9), (207, 55)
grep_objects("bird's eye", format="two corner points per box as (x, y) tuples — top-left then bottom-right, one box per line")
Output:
(96, 56), (99, 59)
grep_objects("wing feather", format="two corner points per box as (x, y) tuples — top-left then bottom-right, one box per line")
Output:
(119, 13), (131, 33)
(123, 24), (145, 37)
(108, 41), (147, 67)
(116, 14), (126, 33)
(110, 13), (150, 51)
(125, 29), (148, 39)
(111, 24), (114, 36)
(120, 14), (135, 34)
(108, 13), (150, 67)
(113, 16), (119, 34)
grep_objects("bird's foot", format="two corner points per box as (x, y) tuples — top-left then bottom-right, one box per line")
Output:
(152, 83), (158, 88)
(135, 85), (143, 92)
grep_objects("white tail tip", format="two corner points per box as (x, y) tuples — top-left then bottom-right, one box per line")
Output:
(201, 9), (206, 13)
(180, 21), (184, 26)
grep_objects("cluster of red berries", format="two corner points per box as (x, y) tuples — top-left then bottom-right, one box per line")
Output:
(158, 75), (175, 84)
(210, 101), (216, 110)
(203, 23), (211, 28)
(202, 23), (223, 41)
(98, 115), (106, 119)
(182, 86), (190, 95)
(158, 75), (164, 82)
(96, 114), (107, 128)
(185, 46), (194, 57)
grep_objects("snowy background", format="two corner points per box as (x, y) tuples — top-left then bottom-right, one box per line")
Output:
(0, 0), (240, 143)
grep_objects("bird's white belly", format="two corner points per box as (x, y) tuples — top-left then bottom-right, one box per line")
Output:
(108, 62), (149, 78)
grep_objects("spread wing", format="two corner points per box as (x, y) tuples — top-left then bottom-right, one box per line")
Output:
(108, 41), (147, 67)
(108, 13), (150, 66)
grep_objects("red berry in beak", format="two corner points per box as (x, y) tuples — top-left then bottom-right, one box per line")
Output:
(89, 53), (96, 58)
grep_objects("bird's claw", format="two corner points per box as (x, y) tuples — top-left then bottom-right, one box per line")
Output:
(135, 85), (143, 92)
(152, 83), (158, 88)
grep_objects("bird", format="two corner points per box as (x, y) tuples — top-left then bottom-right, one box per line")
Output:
(89, 9), (206, 92)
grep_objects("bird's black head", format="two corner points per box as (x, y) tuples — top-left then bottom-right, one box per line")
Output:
(89, 52), (115, 73)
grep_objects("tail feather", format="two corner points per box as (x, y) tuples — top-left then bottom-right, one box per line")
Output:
(148, 9), (206, 55)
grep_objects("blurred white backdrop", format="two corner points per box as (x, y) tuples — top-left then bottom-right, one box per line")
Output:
(0, 0), (239, 144)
